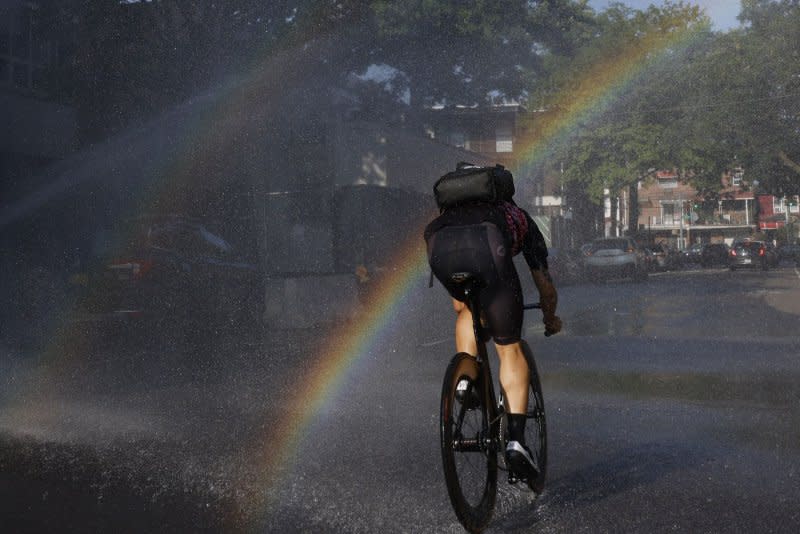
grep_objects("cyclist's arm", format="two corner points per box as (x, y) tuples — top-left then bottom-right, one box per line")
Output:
(519, 211), (561, 334)
(531, 268), (561, 335)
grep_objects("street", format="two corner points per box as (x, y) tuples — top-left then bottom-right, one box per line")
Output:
(2, 264), (800, 533)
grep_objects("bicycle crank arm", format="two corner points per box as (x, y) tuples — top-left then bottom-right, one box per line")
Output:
(452, 435), (495, 453)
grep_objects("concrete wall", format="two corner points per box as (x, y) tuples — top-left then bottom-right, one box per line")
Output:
(257, 117), (492, 327)
(258, 117), (492, 276)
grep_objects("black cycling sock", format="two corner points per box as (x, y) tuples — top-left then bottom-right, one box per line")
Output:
(507, 413), (527, 444)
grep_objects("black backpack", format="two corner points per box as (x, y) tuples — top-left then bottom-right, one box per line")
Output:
(433, 163), (515, 210)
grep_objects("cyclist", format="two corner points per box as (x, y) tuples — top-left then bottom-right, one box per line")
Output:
(424, 167), (561, 481)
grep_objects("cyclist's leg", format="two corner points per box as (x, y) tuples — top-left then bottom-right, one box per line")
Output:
(495, 340), (540, 481)
(479, 228), (540, 479)
(426, 224), (486, 362)
(484, 255), (528, 414)
(494, 342), (529, 414)
(452, 299), (480, 407)
(478, 221), (528, 413)
(453, 299), (478, 357)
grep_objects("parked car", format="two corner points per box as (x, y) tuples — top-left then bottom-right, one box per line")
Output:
(643, 242), (677, 271)
(700, 243), (730, 268)
(729, 240), (778, 271)
(77, 215), (263, 332)
(680, 243), (703, 265)
(583, 237), (648, 282)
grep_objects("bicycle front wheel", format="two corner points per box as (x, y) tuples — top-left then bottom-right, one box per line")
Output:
(520, 340), (547, 493)
(440, 352), (498, 533)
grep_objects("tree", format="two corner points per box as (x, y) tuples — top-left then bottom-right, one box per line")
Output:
(661, 0), (800, 197)
(731, 0), (800, 194)
(40, 0), (303, 139)
(42, 0), (598, 140)
(536, 2), (710, 233)
(310, 0), (596, 109)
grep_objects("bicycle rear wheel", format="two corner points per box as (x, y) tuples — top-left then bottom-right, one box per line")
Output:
(440, 352), (498, 533)
(519, 340), (547, 493)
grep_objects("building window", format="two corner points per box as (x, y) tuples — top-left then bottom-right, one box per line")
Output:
(661, 201), (682, 225)
(495, 124), (513, 153)
(656, 171), (678, 188)
(731, 167), (744, 187)
(775, 196), (799, 214)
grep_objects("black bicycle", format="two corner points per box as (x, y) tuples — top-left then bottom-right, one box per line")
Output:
(440, 271), (548, 533)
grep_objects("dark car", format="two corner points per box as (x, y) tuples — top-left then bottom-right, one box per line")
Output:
(700, 243), (730, 268)
(680, 243), (703, 266)
(729, 240), (778, 271)
(644, 242), (677, 272)
(583, 237), (648, 282)
(77, 215), (263, 332)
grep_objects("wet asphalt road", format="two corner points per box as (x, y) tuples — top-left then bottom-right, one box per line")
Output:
(1, 263), (800, 533)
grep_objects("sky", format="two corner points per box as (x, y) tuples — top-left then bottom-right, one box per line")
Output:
(588, 0), (742, 31)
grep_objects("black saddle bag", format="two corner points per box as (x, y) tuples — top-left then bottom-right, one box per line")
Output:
(433, 164), (514, 210)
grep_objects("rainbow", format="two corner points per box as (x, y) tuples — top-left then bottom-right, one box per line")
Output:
(3, 12), (708, 528)
(237, 18), (709, 526)
(238, 224), (430, 525)
(0, 34), (342, 384)
(511, 22), (706, 179)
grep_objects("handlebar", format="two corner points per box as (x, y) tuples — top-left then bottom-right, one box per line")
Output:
(524, 302), (557, 337)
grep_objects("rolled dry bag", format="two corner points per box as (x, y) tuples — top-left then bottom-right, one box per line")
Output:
(433, 164), (515, 210)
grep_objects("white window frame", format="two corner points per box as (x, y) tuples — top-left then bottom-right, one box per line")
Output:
(495, 124), (513, 153)
(731, 167), (744, 187)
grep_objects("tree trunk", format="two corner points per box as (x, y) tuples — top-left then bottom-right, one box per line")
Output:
(628, 182), (639, 237)
(609, 193), (618, 237)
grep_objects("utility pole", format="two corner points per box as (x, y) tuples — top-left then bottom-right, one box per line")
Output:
(678, 198), (684, 250)
(785, 195), (792, 244)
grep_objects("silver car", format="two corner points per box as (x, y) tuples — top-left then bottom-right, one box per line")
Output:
(584, 237), (648, 282)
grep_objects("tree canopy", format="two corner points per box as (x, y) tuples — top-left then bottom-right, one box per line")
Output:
(40, 0), (800, 201)
(547, 0), (800, 205)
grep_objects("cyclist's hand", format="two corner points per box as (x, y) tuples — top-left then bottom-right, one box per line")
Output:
(544, 315), (562, 337)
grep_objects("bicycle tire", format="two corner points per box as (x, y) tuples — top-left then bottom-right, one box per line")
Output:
(440, 352), (498, 533)
(520, 340), (547, 493)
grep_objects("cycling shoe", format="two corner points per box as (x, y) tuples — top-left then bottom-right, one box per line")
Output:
(454, 378), (480, 410)
(505, 440), (539, 482)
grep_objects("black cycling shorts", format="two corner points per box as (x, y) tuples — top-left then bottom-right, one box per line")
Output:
(426, 222), (523, 345)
